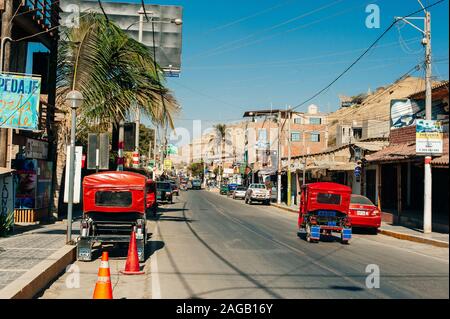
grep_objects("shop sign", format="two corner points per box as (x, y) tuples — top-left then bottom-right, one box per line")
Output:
(416, 120), (443, 155)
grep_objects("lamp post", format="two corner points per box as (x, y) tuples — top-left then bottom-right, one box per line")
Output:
(66, 90), (83, 244)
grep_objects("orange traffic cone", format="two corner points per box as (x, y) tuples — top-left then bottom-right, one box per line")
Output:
(93, 251), (113, 299)
(120, 230), (145, 275)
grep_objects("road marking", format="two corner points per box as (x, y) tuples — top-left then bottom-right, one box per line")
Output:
(0, 269), (28, 272)
(207, 190), (449, 264)
(202, 196), (389, 299)
(151, 222), (162, 299)
(356, 236), (449, 264)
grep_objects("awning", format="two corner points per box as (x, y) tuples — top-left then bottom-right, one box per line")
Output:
(257, 167), (277, 175)
(366, 138), (449, 167)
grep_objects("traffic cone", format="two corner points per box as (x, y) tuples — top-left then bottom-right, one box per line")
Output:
(120, 230), (145, 275)
(93, 251), (113, 299)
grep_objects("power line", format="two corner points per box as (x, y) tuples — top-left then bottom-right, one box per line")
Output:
(97, 0), (109, 23)
(290, 0), (446, 112)
(141, 0), (150, 22)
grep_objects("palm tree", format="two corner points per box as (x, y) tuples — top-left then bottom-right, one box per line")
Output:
(209, 124), (229, 187)
(53, 13), (179, 210)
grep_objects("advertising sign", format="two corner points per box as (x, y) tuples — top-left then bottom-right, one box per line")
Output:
(164, 159), (172, 170)
(1, 173), (15, 226)
(13, 159), (38, 209)
(0, 73), (41, 130)
(416, 120), (444, 155)
(166, 144), (178, 155)
(390, 98), (448, 129)
(64, 146), (83, 204)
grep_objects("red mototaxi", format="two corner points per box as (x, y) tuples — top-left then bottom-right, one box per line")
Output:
(298, 182), (352, 243)
(78, 171), (149, 261)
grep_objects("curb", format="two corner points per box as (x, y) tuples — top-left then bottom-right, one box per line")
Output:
(379, 229), (449, 248)
(0, 245), (77, 299)
(271, 203), (448, 248)
(271, 203), (298, 214)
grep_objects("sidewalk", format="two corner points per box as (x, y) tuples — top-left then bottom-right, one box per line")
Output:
(0, 221), (78, 298)
(270, 202), (449, 248)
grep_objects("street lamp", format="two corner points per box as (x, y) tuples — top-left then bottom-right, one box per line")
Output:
(124, 9), (182, 170)
(66, 90), (83, 244)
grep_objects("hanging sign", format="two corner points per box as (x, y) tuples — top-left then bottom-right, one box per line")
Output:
(0, 73), (41, 130)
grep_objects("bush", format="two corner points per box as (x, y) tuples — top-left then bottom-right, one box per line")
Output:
(0, 213), (14, 237)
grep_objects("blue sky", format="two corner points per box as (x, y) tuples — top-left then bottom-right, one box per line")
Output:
(27, 0), (449, 132)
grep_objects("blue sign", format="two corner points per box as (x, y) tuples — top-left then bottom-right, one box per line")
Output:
(0, 73), (41, 130)
(354, 166), (362, 177)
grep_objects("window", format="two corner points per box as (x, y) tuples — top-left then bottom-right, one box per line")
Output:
(310, 132), (320, 142)
(294, 118), (302, 124)
(317, 193), (341, 205)
(309, 117), (322, 125)
(95, 191), (132, 207)
(291, 131), (302, 142)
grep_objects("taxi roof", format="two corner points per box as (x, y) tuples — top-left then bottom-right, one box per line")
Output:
(83, 171), (147, 189)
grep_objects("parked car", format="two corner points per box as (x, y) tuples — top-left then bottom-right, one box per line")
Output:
(146, 179), (158, 215)
(348, 194), (381, 234)
(232, 186), (247, 200)
(245, 183), (271, 205)
(78, 171), (148, 262)
(220, 184), (229, 195)
(156, 181), (173, 204)
(191, 179), (202, 190)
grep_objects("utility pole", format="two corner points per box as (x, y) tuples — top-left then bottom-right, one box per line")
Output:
(0, 0), (13, 168)
(423, 10), (432, 234)
(395, 1), (432, 233)
(287, 106), (292, 207)
(277, 110), (282, 204)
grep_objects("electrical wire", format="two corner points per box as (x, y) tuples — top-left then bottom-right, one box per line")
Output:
(141, 0), (150, 22)
(290, 0), (446, 112)
(97, 0), (109, 23)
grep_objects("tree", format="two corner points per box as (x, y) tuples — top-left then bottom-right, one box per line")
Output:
(139, 124), (156, 158)
(53, 13), (180, 211)
(188, 161), (204, 178)
(209, 124), (231, 186)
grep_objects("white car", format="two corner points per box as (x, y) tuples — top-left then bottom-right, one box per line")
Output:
(245, 184), (271, 205)
(232, 186), (247, 200)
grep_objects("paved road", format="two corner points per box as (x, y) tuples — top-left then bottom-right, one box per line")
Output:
(39, 190), (449, 299)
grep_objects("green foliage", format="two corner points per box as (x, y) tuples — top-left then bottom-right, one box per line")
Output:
(0, 213), (14, 237)
(188, 162), (204, 177)
(57, 13), (180, 133)
(139, 124), (156, 157)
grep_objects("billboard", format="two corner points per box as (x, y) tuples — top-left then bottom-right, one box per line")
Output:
(390, 98), (449, 129)
(0, 73), (41, 130)
(416, 120), (444, 155)
(60, 0), (183, 75)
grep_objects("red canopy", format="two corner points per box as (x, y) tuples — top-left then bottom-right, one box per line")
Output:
(83, 171), (147, 190)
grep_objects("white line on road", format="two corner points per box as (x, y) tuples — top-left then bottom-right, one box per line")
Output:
(151, 222), (162, 299)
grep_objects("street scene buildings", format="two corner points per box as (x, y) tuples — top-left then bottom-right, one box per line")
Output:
(0, 0), (448, 302)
